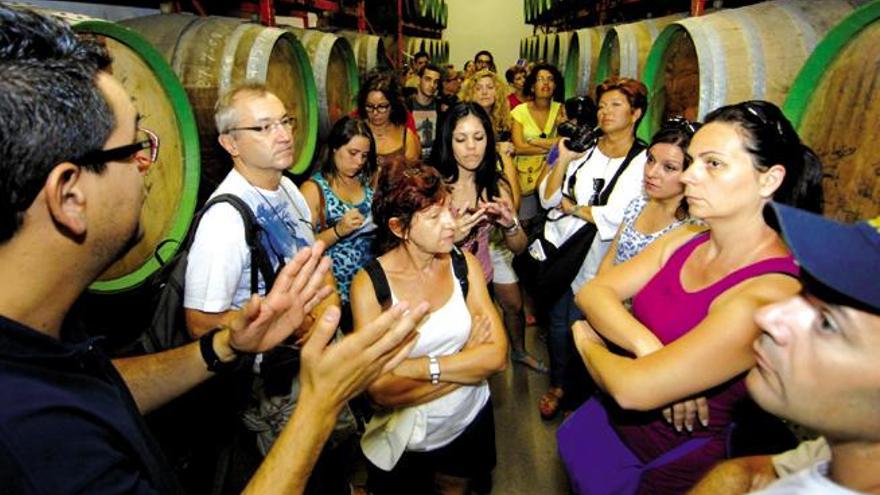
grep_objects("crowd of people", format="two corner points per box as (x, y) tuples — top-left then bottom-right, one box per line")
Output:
(1, 4), (879, 495)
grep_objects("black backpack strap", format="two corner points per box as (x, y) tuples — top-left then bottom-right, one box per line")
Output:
(450, 247), (469, 299)
(364, 250), (468, 311)
(595, 139), (647, 206)
(363, 259), (392, 311)
(201, 194), (277, 294)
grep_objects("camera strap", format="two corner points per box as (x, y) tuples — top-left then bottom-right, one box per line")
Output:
(565, 139), (645, 206)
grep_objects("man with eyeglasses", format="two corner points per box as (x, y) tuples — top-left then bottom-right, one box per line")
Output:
(0, 5), (427, 494)
(406, 62), (442, 160)
(183, 82), (364, 491)
(688, 204), (880, 495)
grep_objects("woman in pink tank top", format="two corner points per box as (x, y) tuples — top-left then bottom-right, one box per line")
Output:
(559, 101), (825, 495)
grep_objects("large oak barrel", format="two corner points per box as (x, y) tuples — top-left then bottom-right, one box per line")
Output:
(564, 26), (609, 99)
(36, 11), (201, 294)
(287, 29), (359, 138)
(121, 14), (319, 202)
(640, 0), (857, 140)
(595, 12), (687, 85)
(783, 1), (880, 222)
(338, 31), (387, 75)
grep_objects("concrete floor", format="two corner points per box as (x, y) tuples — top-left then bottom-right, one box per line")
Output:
(487, 327), (570, 495)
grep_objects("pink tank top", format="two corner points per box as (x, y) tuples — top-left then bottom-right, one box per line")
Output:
(616, 231), (799, 493)
(632, 231), (799, 344)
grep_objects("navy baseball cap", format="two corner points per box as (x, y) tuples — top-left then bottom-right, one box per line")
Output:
(769, 202), (880, 313)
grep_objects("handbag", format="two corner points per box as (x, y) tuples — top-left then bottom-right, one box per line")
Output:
(514, 140), (646, 309)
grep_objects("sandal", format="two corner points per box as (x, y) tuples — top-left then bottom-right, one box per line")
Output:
(539, 387), (564, 420)
(512, 350), (549, 374)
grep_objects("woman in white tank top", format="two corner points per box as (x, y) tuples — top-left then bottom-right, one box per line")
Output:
(350, 163), (508, 495)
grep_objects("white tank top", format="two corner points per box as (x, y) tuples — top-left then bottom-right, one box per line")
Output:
(389, 260), (490, 451)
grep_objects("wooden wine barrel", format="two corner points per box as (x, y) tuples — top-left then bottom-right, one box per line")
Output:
(640, 0), (856, 141)
(564, 26), (609, 99)
(338, 31), (387, 75)
(34, 11), (201, 294)
(121, 14), (319, 203)
(595, 12), (687, 85)
(287, 29), (359, 138)
(783, 0), (880, 222)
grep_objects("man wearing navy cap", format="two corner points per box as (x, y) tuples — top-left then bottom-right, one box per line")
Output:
(690, 203), (880, 494)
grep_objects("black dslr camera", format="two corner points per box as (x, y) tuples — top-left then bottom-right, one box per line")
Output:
(558, 95), (601, 152)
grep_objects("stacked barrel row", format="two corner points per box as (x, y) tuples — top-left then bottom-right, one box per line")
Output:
(522, 0), (879, 223)
(36, 11), (384, 295)
(403, 0), (448, 29)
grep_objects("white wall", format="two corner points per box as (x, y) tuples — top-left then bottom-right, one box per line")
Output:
(444, 0), (533, 73)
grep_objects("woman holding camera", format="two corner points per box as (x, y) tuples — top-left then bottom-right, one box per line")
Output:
(536, 77), (649, 419)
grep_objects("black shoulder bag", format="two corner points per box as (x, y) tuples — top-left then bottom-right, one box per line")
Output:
(515, 140), (646, 310)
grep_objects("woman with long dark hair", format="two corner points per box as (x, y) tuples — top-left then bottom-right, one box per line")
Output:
(433, 102), (542, 371)
(560, 100), (824, 494)
(301, 116), (377, 305)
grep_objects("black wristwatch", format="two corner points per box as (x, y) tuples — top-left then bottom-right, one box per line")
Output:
(199, 326), (241, 373)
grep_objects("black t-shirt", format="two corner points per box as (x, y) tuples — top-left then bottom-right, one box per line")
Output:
(407, 95), (438, 161)
(0, 316), (182, 494)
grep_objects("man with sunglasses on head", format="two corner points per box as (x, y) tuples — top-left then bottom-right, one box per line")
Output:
(0, 4), (427, 494)
(689, 204), (880, 495)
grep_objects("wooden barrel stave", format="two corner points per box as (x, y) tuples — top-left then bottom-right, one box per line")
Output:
(595, 13), (686, 86)
(288, 29), (359, 138)
(565, 26), (609, 99)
